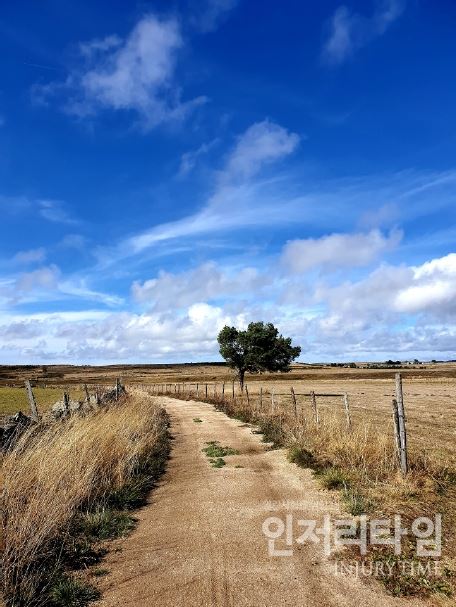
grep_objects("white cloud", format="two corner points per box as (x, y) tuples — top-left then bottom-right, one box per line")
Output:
(14, 265), (60, 294)
(3, 249), (456, 363)
(322, 0), (405, 66)
(223, 120), (300, 182)
(395, 253), (456, 314)
(282, 229), (401, 273)
(106, 120), (299, 261)
(0, 266), (122, 308)
(0, 304), (247, 364)
(132, 261), (265, 310)
(313, 252), (456, 326)
(13, 247), (46, 264)
(36, 15), (207, 128)
(94, 167), (456, 270)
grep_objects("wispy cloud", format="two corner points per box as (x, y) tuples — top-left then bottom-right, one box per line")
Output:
(191, 0), (240, 33)
(38, 199), (78, 225)
(34, 14), (207, 129)
(222, 119), (300, 182)
(0, 263), (123, 308)
(178, 138), (220, 177)
(112, 119), (300, 258)
(322, 0), (406, 66)
(58, 233), (88, 250)
(13, 247), (46, 264)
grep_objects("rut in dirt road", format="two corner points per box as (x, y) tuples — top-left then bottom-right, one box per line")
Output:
(97, 396), (425, 607)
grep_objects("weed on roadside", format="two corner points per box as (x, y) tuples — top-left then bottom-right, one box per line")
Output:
(342, 487), (374, 516)
(193, 418), (203, 423)
(48, 575), (100, 607)
(287, 446), (315, 468)
(315, 467), (350, 491)
(76, 509), (137, 540)
(210, 457), (226, 468)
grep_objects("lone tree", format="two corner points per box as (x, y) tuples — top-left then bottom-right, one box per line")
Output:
(217, 322), (301, 390)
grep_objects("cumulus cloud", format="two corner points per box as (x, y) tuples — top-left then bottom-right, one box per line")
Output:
(35, 15), (207, 128)
(132, 262), (265, 310)
(282, 229), (401, 273)
(322, 0), (405, 66)
(0, 304), (248, 364)
(3, 249), (456, 363)
(312, 252), (456, 331)
(395, 253), (456, 315)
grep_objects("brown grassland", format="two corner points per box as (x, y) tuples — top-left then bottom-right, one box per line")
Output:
(1, 362), (455, 604)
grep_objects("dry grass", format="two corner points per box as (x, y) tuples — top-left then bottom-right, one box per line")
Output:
(0, 388), (168, 606)
(287, 416), (456, 600)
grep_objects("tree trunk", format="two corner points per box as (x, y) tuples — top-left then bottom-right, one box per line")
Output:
(238, 369), (245, 392)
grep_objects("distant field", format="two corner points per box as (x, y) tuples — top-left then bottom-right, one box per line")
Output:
(0, 386), (85, 416)
(1, 362), (455, 460)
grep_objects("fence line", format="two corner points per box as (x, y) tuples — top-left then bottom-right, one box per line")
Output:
(1, 378), (126, 452)
(140, 374), (410, 475)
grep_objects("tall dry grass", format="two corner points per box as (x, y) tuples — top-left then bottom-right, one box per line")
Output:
(287, 414), (398, 480)
(1, 388), (168, 606)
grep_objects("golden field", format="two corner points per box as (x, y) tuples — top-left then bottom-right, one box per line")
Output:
(1, 362), (454, 461)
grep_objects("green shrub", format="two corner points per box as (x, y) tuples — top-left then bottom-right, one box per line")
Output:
(49, 575), (100, 607)
(287, 446), (314, 468)
(77, 509), (137, 540)
(316, 467), (349, 490)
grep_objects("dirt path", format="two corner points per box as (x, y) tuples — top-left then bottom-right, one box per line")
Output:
(97, 397), (425, 607)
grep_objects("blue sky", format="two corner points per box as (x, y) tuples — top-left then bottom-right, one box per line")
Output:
(1, 0), (456, 363)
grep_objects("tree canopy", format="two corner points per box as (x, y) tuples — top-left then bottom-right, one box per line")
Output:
(217, 322), (301, 389)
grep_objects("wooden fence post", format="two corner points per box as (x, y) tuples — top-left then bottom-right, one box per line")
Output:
(290, 387), (298, 420)
(222, 383), (225, 398)
(245, 385), (250, 407)
(310, 391), (319, 424)
(391, 398), (401, 463)
(259, 387), (263, 412)
(395, 373), (408, 474)
(232, 381), (235, 401)
(115, 378), (121, 401)
(25, 380), (39, 422)
(63, 391), (70, 416)
(205, 384), (208, 398)
(343, 393), (352, 429)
